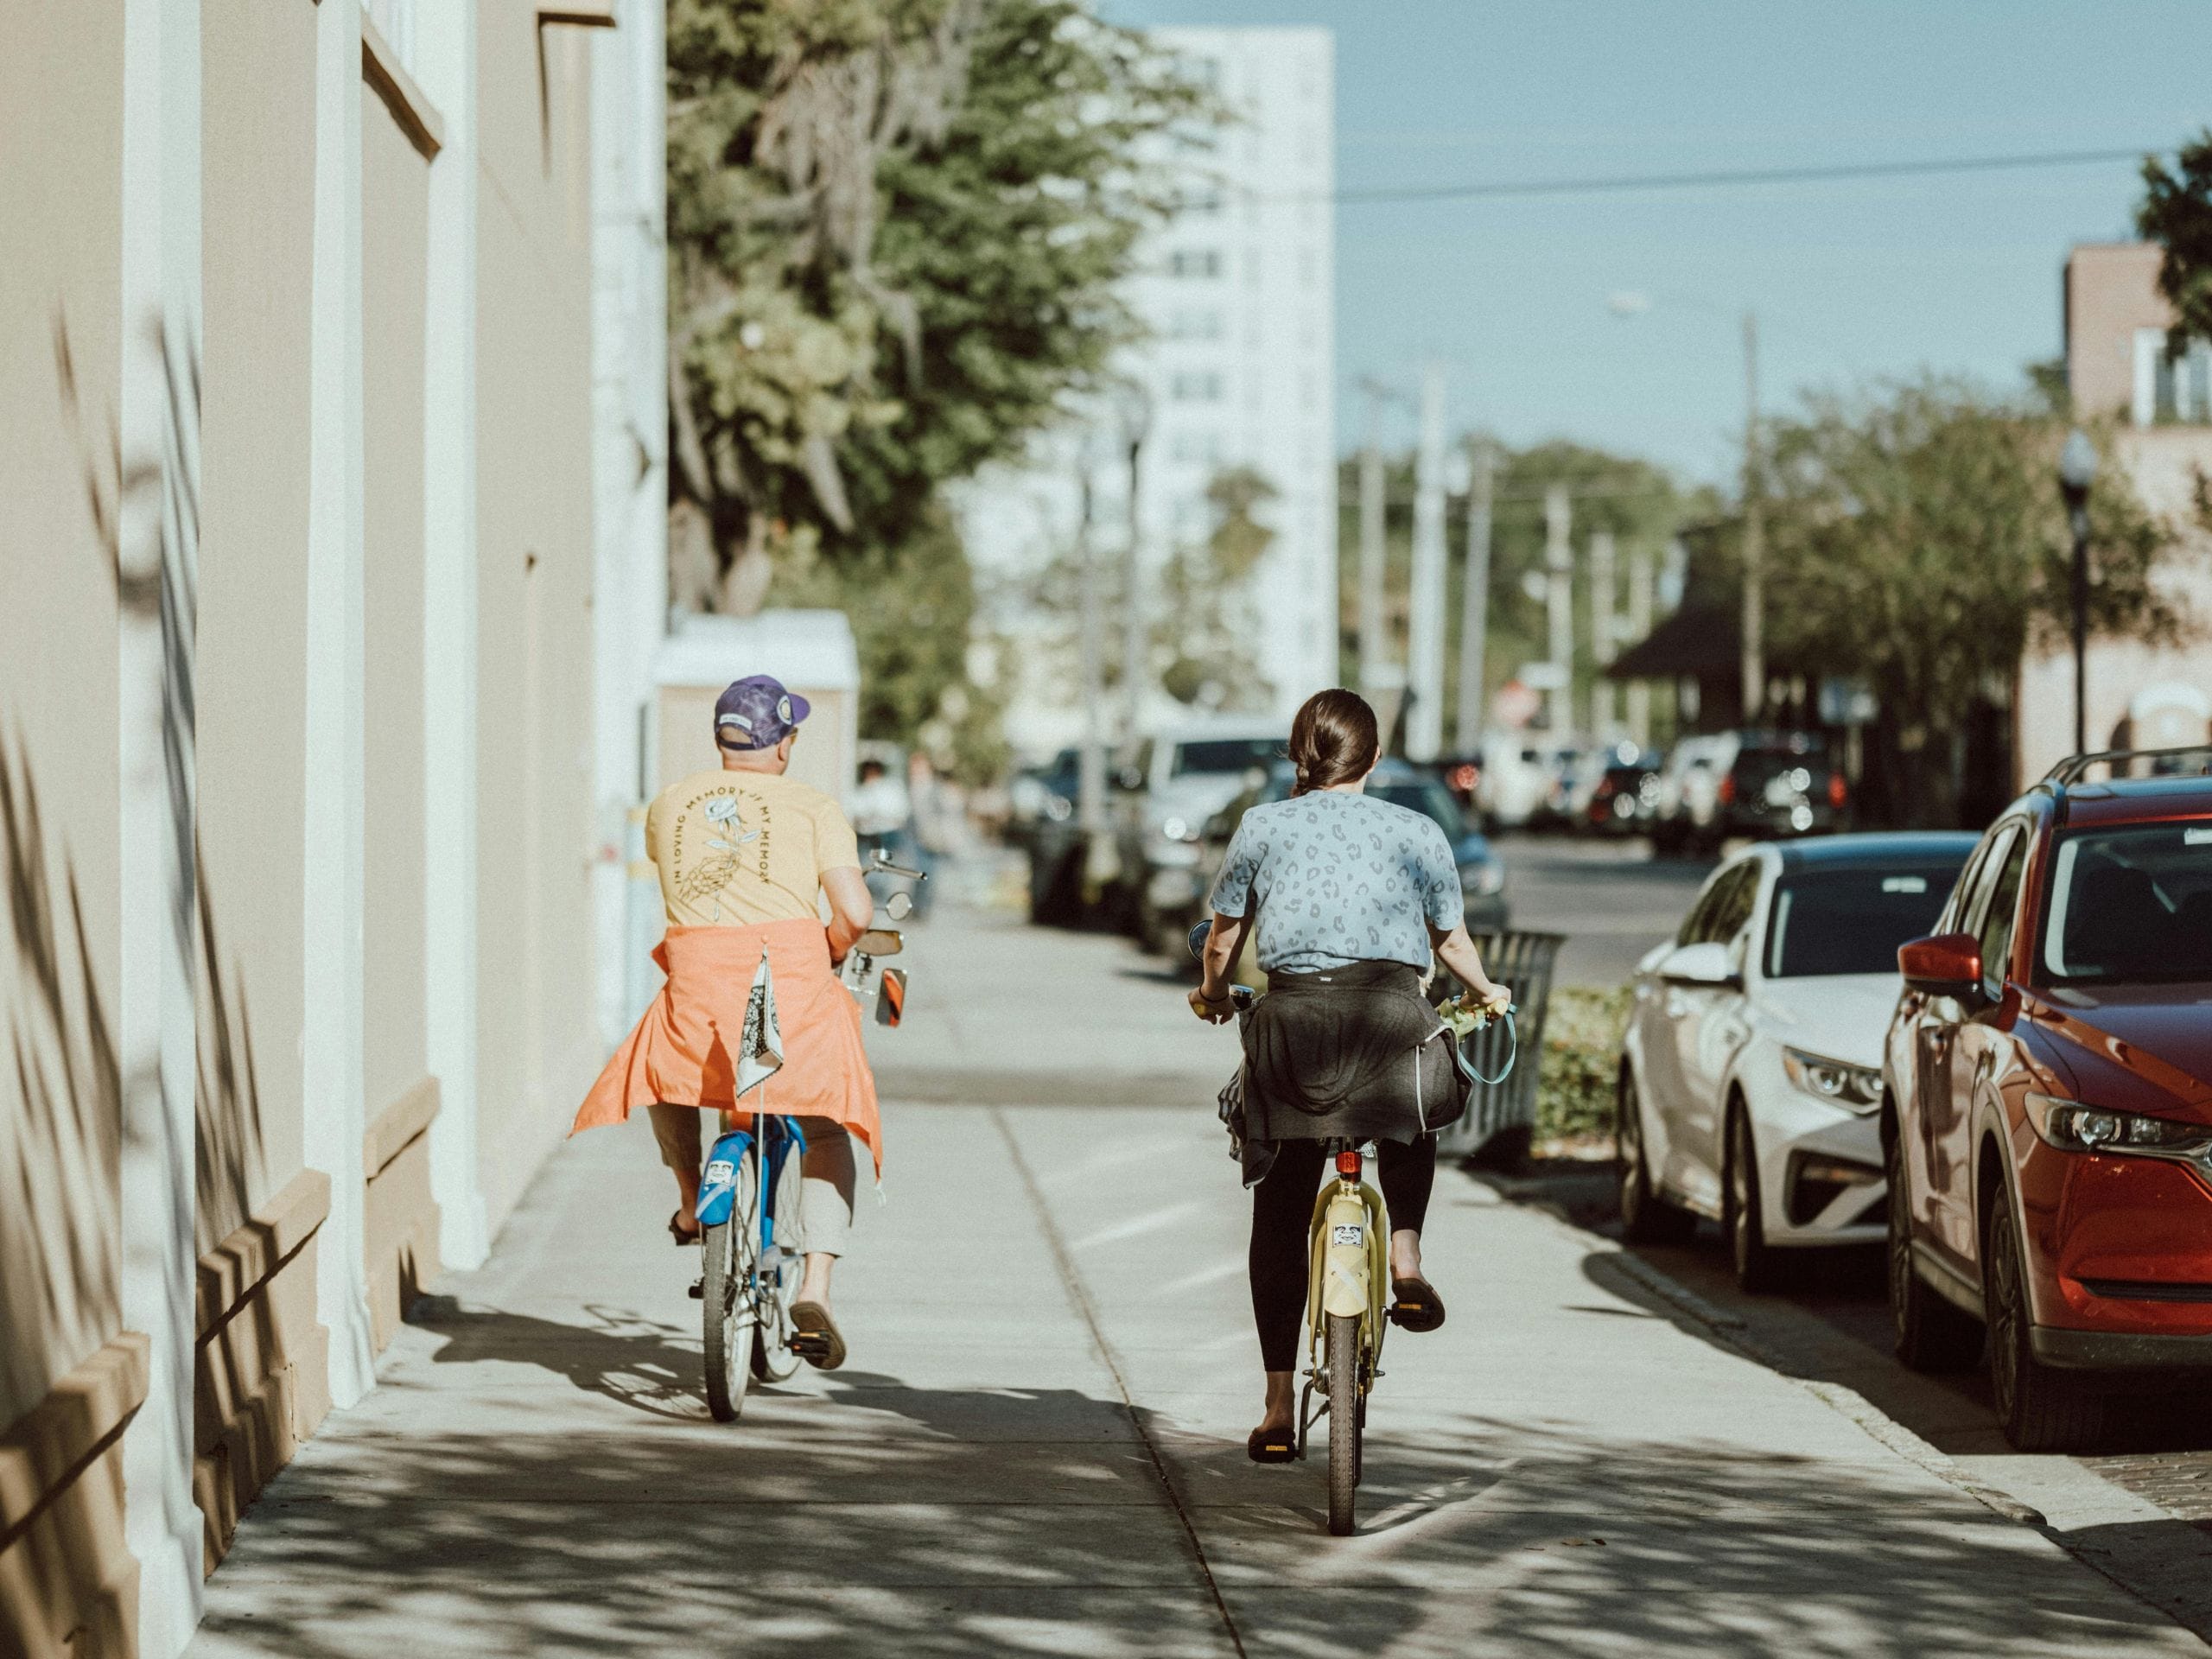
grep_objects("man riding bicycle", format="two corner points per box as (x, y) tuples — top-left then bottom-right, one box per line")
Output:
(574, 675), (879, 1369)
(1189, 688), (1510, 1461)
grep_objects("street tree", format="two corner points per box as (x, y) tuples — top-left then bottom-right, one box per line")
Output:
(1154, 467), (1278, 710)
(667, 0), (1203, 613)
(2139, 131), (2212, 350)
(1760, 375), (2183, 823)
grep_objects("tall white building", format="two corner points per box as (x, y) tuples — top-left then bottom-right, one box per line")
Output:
(961, 26), (1336, 756)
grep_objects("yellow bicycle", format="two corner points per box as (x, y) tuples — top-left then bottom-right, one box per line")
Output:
(1206, 975), (1392, 1537)
(1304, 1135), (1391, 1535)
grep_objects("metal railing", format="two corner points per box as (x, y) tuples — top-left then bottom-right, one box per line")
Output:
(1434, 930), (1566, 1161)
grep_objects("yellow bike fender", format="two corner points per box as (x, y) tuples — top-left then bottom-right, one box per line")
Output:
(1319, 1188), (1372, 1320)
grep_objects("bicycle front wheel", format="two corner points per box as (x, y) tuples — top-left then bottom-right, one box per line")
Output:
(702, 1145), (761, 1421)
(1325, 1312), (1361, 1535)
(751, 1137), (807, 1382)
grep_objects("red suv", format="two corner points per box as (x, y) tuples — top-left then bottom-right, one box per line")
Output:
(1883, 751), (2212, 1451)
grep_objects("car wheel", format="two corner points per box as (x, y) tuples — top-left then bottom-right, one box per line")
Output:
(1985, 1179), (2104, 1452)
(1885, 1127), (1981, 1372)
(1617, 1067), (1695, 1245)
(1724, 1104), (1784, 1293)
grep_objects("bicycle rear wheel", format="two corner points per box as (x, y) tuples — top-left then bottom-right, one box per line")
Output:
(1325, 1312), (1361, 1535)
(751, 1135), (807, 1382)
(702, 1143), (761, 1421)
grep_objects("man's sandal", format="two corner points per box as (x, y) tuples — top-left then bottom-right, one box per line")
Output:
(1388, 1276), (1446, 1332)
(789, 1301), (847, 1370)
(1247, 1427), (1298, 1464)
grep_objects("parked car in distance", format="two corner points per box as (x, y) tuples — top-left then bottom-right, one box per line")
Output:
(1649, 730), (1848, 854)
(1618, 831), (1979, 1292)
(1117, 721), (1289, 951)
(1884, 753), (2212, 1452)
(1477, 733), (1573, 830)
(1184, 759), (1511, 952)
(1584, 744), (1662, 836)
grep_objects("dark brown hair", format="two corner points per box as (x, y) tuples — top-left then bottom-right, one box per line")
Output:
(1288, 688), (1381, 796)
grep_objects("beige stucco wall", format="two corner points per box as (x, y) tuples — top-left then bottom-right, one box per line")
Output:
(0, 7), (133, 1653)
(0, 0), (126, 1434)
(196, 0), (318, 1257)
(2066, 242), (2169, 423)
(361, 91), (432, 1123)
(472, 0), (599, 1235)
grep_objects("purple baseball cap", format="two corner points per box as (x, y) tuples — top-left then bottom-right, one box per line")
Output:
(714, 675), (811, 750)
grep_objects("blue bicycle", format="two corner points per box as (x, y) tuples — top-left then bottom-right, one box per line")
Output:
(696, 1115), (807, 1421)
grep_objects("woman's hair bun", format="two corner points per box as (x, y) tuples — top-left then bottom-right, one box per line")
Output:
(1287, 688), (1381, 796)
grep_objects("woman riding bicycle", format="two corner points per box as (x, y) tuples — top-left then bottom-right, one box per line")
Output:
(1189, 688), (1511, 1463)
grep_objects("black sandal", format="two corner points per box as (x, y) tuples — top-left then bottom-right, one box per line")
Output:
(670, 1210), (701, 1247)
(789, 1301), (847, 1370)
(1389, 1275), (1446, 1332)
(1247, 1427), (1298, 1464)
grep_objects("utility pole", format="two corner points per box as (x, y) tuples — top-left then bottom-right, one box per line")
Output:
(1626, 542), (1655, 748)
(1075, 465), (1105, 838)
(1356, 380), (1389, 696)
(1455, 439), (1493, 751)
(1120, 394), (1151, 743)
(1407, 364), (1447, 761)
(1544, 485), (1573, 732)
(1741, 308), (1765, 726)
(1589, 530), (1618, 740)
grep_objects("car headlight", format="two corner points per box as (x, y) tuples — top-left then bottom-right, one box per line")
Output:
(1156, 816), (1200, 844)
(1782, 1047), (1880, 1114)
(2024, 1092), (2212, 1160)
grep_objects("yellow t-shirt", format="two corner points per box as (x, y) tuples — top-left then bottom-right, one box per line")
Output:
(645, 768), (861, 929)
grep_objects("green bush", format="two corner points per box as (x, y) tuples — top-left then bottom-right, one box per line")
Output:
(1535, 986), (1631, 1147)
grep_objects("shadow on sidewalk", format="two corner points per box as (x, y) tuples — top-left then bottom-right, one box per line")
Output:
(198, 1369), (2206, 1659)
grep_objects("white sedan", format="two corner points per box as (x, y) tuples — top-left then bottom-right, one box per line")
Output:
(1617, 832), (1978, 1289)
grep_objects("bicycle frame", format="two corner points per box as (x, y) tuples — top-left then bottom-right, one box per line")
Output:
(699, 1113), (807, 1253)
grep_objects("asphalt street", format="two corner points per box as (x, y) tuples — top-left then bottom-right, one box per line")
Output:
(186, 839), (2212, 1656)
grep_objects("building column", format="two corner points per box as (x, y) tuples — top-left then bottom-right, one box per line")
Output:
(590, 0), (668, 1046)
(415, 0), (490, 1271)
(302, 0), (378, 1406)
(116, 0), (205, 1649)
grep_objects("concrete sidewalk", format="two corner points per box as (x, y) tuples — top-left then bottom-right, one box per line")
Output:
(188, 1087), (2204, 1657)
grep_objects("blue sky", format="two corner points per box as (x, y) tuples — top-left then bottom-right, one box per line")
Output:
(1098, 0), (2212, 485)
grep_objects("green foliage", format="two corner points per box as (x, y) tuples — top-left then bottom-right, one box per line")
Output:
(1760, 375), (2183, 819)
(765, 509), (1011, 782)
(2139, 132), (2212, 351)
(1534, 986), (1631, 1147)
(1154, 467), (1278, 709)
(1335, 440), (1715, 738)
(668, 0), (1204, 584)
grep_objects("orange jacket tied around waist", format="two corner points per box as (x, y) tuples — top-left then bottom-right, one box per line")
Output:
(573, 918), (882, 1175)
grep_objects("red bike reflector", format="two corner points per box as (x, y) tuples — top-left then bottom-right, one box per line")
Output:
(1335, 1150), (1362, 1179)
(1717, 773), (1736, 804)
(1827, 771), (1847, 807)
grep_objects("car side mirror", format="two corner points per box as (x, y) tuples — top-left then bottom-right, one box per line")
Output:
(1661, 939), (1743, 991)
(1898, 931), (1983, 1001)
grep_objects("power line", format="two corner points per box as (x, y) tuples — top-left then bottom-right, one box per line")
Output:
(1323, 145), (2160, 207)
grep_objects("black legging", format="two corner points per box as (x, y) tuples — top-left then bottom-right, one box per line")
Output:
(1249, 1135), (1438, 1372)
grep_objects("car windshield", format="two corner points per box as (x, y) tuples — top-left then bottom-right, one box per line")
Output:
(1764, 863), (1964, 978)
(1171, 738), (1282, 778)
(2039, 822), (2212, 983)
(1368, 781), (1473, 840)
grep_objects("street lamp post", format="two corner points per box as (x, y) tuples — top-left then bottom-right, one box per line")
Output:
(2057, 429), (2098, 758)
(1117, 387), (1153, 745)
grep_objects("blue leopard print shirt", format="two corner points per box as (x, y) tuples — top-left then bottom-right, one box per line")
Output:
(1207, 791), (1463, 973)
